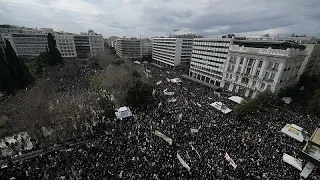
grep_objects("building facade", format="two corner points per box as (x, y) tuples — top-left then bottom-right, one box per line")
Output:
(221, 41), (306, 98)
(277, 36), (320, 76)
(88, 30), (105, 57)
(116, 38), (141, 59)
(141, 39), (152, 57)
(0, 26), (48, 58)
(189, 38), (233, 86)
(74, 34), (91, 59)
(55, 33), (77, 60)
(152, 37), (193, 68)
(115, 38), (152, 60)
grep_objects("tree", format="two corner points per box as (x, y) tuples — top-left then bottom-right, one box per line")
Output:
(47, 33), (62, 65)
(236, 91), (277, 118)
(308, 89), (320, 118)
(4, 40), (34, 90)
(0, 47), (15, 94)
(126, 80), (153, 108)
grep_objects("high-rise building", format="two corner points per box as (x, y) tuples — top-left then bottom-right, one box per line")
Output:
(88, 30), (105, 57)
(152, 37), (193, 68)
(221, 40), (306, 98)
(189, 38), (233, 86)
(55, 32), (77, 61)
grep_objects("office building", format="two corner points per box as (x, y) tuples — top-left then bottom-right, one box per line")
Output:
(115, 38), (152, 60)
(0, 26), (48, 58)
(88, 30), (105, 57)
(55, 32), (77, 60)
(141, 39), (152, 57)
(74, 33), (91, 59)
(152, 37), (193, 68)
(116, 38), (141, 59)
(221, 40), (306, 98)
(189, 38), (233, 86)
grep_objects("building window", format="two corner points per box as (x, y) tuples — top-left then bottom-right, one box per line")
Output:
(241, 77), (249, 84)
(248, 58), (255, 66)
(266, 84), (271, 91)
(268, 62), (273, 69)
(252, 81), (256, 87)
(245, 67), (251, 75)
(270, 73), (275, 81)
(255, 70), (260, 77)
(258, 60), (263, 68)
(240, 57), (244, 64)
(274, 62), (279, 70)
(264, 72), (270, 80)
(260, 83), (265, 89)
(237, 66), (241, 73)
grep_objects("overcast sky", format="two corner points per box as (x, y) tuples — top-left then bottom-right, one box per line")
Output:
(1, 0), (320, 38)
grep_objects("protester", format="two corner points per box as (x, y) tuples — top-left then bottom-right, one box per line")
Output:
(0, 64), (319, 179)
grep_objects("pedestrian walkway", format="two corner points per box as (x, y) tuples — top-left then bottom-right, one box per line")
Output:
(181, 74), (220, 90)
(150, 63), (163, 68)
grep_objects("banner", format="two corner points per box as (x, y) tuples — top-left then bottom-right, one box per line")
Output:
(225, 152), (237, 169)
(156, 80), (162, 85)
(177, 153), (191, 171)
(164, 91), (174, 96)
(190, 128), (198, 133)
(190, 144), (201, 158)
(154, 130), (172, 145)
(168, 98), (177, 103)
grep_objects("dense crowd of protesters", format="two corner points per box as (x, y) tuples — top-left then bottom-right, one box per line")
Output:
(0, 63), (319, 179)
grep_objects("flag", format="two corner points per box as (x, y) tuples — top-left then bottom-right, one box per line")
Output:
(190, 128), (198, 133)
(177, 153), (191, 171)
(225, 153), (237, 169)
(154, 130), (172, 145)
(190, 144), (201, 158)
(178, 113), (182, 120)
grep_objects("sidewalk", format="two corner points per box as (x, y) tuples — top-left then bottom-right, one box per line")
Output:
(181, 74), (220, 90)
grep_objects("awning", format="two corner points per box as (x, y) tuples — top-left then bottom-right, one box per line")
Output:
(228, 96), (244, 104)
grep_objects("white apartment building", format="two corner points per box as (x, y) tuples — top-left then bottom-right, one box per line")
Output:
(55, 33), (77, 60)
(152, 37), (193, 68)
(88, 30), (105, 57)
(221, 40), (306, 98)
(189, 38), (233, 86)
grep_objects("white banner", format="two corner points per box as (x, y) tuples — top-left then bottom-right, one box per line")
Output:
(154, 130), (172, 145)
(177, 153), (191, 171)
(225, 152), (237, 169)
(164, 91), (175, 96)
(168, 98), (177, 103)
(190, 128), (198, 133)
(190, 144), (201, 158)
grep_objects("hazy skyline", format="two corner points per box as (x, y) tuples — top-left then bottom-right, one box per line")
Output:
(1, 0), (320, 38)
